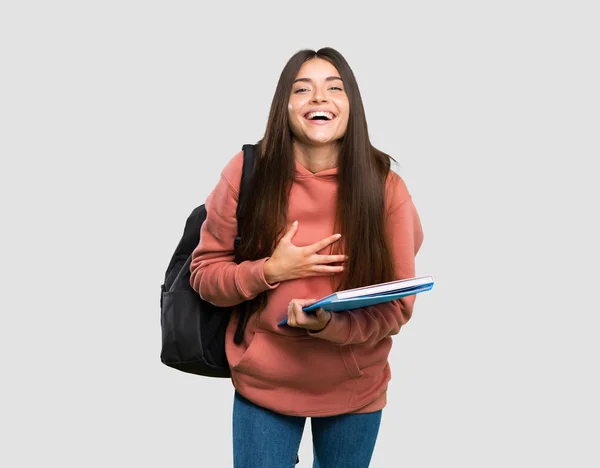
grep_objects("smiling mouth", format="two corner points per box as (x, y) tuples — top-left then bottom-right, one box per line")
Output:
(304, 111), (336, 121)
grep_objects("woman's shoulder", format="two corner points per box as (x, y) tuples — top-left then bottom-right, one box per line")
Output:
(219, 150), (245, 194)
(385, 169), (412, 212)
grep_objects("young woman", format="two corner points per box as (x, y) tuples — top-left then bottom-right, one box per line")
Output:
(190, 47), (424, 468)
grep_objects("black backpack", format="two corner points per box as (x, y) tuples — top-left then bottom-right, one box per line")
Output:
(160, 144), (256, 377)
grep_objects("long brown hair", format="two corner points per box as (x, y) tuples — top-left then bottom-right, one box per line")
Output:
(238, 47), (396, 320)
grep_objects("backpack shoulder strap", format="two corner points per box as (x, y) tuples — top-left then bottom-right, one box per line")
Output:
(234, 144), (256, 250)
(232, 144), (257, 344)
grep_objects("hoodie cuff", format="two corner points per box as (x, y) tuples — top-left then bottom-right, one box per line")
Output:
(235, 257), (279, 299)
(307, 311), (350, 344)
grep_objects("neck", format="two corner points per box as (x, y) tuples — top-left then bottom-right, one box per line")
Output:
(292, 140), (340, 173)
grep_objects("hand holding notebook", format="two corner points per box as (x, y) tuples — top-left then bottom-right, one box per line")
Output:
(278, 275), (434, 327)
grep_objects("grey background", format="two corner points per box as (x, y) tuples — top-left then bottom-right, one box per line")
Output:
(2, 1), (599, 467)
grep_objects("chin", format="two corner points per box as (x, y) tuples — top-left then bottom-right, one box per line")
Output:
(306, 138), (337, 147)
(306, 133), (340, 145)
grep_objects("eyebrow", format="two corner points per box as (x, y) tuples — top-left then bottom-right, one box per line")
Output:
(293, 76), (343, 84)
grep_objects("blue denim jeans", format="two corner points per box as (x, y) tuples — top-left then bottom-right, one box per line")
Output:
(232, 391), (382, 468)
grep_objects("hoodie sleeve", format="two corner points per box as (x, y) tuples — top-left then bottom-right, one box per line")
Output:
(189, 151), (279, 307)
(308, 173), (424, 346)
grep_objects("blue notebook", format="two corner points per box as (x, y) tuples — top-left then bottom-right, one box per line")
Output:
(278, 275), (434, 327)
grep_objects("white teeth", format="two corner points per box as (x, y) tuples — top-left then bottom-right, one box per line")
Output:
(306, 111), (334, 120)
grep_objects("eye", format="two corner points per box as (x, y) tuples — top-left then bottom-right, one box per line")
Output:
(293, 88), (309, 94)
(329, 86), (343, 92)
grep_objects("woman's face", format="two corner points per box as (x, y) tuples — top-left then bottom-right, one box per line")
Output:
(288, 58), (350, 147)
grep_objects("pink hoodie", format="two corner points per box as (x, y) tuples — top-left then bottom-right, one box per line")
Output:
(190, 151), (424, 417)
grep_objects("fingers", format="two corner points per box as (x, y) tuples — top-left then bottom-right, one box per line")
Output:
(307, 233), (342, 254)
(287, 299), (315, 327)
(321, 254), (348, 264)
(287, 302), (297, 327)
(281, 220), (299, 243)
(287, 300), (331, 331)
(309, 264), (345, 275)
(287, 299), (311, 327)
(291, 298), (318, 308)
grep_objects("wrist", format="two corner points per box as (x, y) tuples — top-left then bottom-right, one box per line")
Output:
(263, 258), (280, 285)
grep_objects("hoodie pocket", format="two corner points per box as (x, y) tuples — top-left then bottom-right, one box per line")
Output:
(232, 331), (363, 391)
(230, 331), (262, 371)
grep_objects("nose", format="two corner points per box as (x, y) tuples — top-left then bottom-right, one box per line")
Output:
(311, 87), (328, 103)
